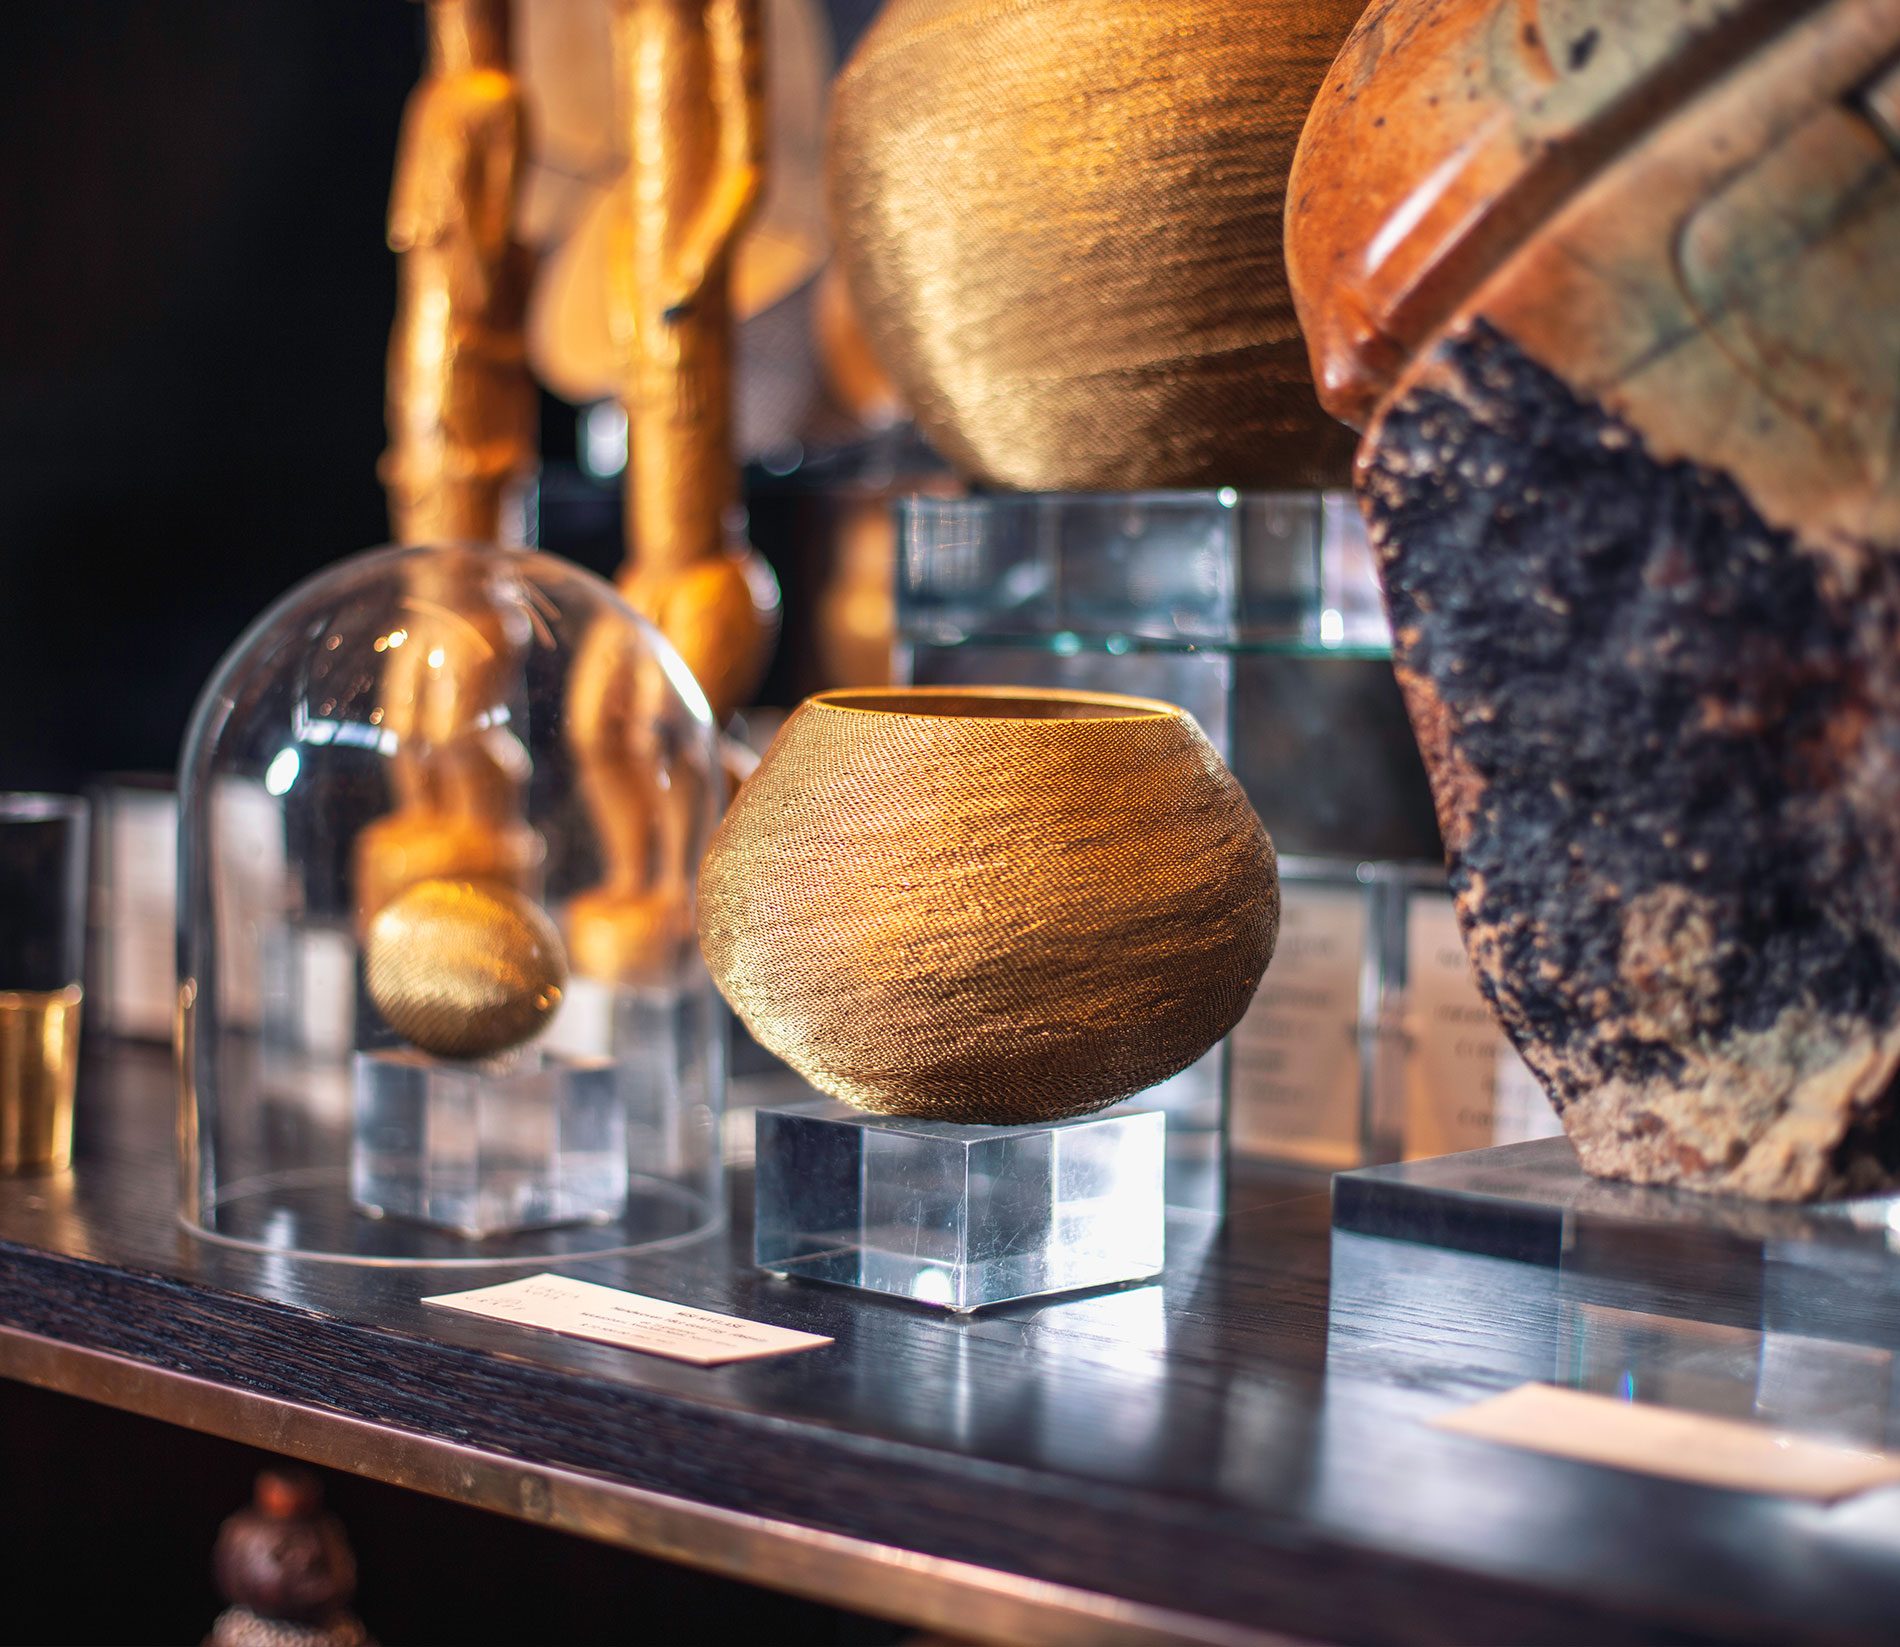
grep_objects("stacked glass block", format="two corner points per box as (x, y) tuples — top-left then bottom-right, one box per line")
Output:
(755, 1101), (1165, 1312)
(897, 492), (1558, 1179)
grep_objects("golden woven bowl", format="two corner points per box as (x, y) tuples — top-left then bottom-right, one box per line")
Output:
(698, 688), (1279, 1123)
(826, 0), (1363, 491)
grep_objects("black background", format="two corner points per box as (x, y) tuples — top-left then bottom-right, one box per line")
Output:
(1, 1378), (904, 1644)
(0, 0), (879, 793)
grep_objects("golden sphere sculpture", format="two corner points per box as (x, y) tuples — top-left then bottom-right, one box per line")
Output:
(365, 878), (568, 1061)
(697, 688), (1280, 1123)
(825, 0), (1364, 491)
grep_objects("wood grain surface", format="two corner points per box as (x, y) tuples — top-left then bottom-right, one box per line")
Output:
(2, 1044), (1899, 1644)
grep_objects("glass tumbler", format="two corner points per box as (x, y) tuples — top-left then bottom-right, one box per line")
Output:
(0, 794), (89, 1172)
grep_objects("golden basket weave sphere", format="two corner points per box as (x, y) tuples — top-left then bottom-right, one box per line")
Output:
(365, 878), (568, 1061)
(697, 688), (1280, 1123)
(825, 0), (1363, 491)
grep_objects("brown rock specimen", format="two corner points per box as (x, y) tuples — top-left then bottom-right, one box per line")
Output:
(1287, 0), (1900, 1197)
(827, 0), (1363, 491)
(698, 688), (1279, 1124)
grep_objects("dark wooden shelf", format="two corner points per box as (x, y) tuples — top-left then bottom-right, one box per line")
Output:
(1, 1043), (1895, 1646)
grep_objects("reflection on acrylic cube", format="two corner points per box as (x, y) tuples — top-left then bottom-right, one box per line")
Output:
(351, 1047), (627, 1238)
(539, 974), (724, 1187)
(755, 1100), (1165, 1312)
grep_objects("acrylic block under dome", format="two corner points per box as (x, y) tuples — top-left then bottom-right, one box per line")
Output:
(177, 543), (726, 1264)
(755, 1101), (1166, 1311)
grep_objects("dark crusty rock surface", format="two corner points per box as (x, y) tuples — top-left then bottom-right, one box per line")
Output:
(1362, 320), (1900, 1200)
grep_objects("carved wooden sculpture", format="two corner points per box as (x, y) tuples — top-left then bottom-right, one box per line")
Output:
(1287, 0), (1900, 1198)
(565, 0), (778, 984)
(380, 0), (536, 549)
(516, 0), (833, 428)
(603, 0), (779, 716)
(208, 1470), (370, 1647)
(359, 0), (540, 922)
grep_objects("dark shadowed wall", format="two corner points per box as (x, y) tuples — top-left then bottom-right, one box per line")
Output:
(0, 0), (880, 790)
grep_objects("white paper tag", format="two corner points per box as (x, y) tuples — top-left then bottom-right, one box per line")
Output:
(1403, 891), (1563, 1157)
(104, 788), (177, 1041)
(1229, 880), (1368, 1168)
(1433, 1383), (1900, 1502)
(423, 1273), (833, 1366)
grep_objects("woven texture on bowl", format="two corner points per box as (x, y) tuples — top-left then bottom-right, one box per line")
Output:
(825, 0), (1362, 491)
(697, 689), (1280, 1123)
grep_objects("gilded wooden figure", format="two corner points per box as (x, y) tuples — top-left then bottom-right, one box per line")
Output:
(605, 0), (777, 716)
(381, 0), (536, 548)
(565, 0), (778, 983)
(359, 0), (541, 924)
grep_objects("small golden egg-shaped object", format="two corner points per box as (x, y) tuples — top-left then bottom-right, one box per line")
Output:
(365, 878), (568, 1060)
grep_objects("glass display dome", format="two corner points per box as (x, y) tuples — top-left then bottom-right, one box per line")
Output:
(178, 544), (725, 1263)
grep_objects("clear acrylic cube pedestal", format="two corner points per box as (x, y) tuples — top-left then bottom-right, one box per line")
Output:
(897, 491), (1444, 1209)
(754, 1100), (1165, 1312)
(352, 1048), (628, 1238)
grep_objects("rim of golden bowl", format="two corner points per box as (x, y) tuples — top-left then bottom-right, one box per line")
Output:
(807, 685), (1185, 723)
